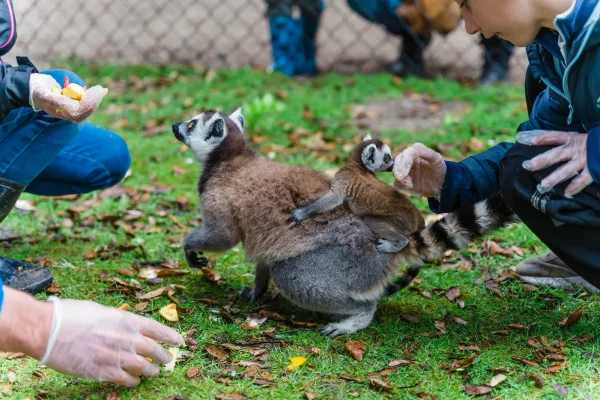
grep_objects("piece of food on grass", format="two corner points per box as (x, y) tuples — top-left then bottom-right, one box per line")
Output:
(159, 303), (179, 322)
(61, 83), (85, 101)
(164, 347), (180, 372)
(287, 356), (307, 371)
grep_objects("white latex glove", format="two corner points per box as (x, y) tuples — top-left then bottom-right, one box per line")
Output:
(393, 142), (447, 199)
(39, 297), (183, 387)
(518, 130), (593, 198)
(28, 73), (108, 123)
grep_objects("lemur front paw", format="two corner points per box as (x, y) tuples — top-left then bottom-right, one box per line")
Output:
(239, 286), (264, 303)
(376, 238), (408, 253)
(185, 250), (209, 269)
(290, 208), (308, 223)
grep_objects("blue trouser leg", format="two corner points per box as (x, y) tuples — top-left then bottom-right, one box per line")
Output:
(347, 0), (409, 36)
(0, 69), (131, 195)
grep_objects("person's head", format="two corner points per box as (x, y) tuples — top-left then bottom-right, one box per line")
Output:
(454, 0), (571, 47)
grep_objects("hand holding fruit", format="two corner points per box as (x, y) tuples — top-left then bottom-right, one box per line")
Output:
(29, 73), (108, 123)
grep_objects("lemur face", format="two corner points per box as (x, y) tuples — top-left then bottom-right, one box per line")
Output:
(172, 108), (244, 162)
(361, 137), (394, 173)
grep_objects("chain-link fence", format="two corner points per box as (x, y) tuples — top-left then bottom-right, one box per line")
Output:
(7, 0), (528, 83)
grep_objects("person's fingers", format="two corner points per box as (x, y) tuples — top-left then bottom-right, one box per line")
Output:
(516, 130), (571, 146)
(133, 335), (173, 365)
(538, 161), (582, 193)
(130, 313), (184, 347)
(120, 353), (161, 378)
(564, 168), (594, 198)
(103, 368), (141, 387)
(413, 146), (442, 164)
(393, 153), (415, 181)
(522, 145), (572, 172)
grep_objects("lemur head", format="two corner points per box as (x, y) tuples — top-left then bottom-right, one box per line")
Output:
(356, 134), (394, 173)
(172, 108), (245, 162)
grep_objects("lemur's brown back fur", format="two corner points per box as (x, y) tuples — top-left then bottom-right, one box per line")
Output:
(200, 138), (376, 263)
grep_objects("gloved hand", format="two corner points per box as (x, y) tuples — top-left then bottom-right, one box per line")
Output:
(393, 143), (447, 199)
(518, 130), (593, 198)
(28, 73), (108, 123)
(38, 297), (183, 387)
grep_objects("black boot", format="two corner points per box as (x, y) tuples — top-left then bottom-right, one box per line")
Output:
(391, 34), (429, 77)
(480, 35), (514, 85)
(0, 178), (52, 294)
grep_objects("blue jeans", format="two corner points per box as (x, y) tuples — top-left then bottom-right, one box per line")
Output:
(347, 0), (410, 36)
(0, 69), (130, 195)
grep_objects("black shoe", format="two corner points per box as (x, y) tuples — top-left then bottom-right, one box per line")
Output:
(0, 256), (53, 294)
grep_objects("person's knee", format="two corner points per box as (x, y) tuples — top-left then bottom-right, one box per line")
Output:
(41, 69), (85, 87)
(86, 134), (131, 190)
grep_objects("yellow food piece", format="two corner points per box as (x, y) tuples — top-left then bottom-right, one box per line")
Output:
(61, 83), (85, 100)
(159, 303), (179, 322)
(118, 303), (132, 311)
(287, 356), (307, 371)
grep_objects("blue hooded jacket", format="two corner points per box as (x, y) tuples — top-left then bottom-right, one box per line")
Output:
(430, 0), (600, 213)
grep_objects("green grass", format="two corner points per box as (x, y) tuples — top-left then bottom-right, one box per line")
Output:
(0, 62), (598, 400)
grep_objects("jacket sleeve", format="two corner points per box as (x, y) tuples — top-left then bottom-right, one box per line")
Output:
(0, 0), (17, 57)
(0, 63), (34, 121)
(428, 142), (514, 213)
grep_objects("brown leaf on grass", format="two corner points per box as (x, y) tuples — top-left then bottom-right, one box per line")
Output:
(157, 269), (189, 277)
(512, 357), (539, 366)
(134, 302), (149, 312)
(434, 320), (447, 334)
(305, 392), (318, 400)
(508, 323), (536, 330)
(463, 385), (492, 396)
(368, 375), (393, 391)
(137, 285), (180, 300)
(445, 287), (461, 302)
(346, 341), (366, 361)
(456, 299), (465, 308)
(186, 366), (202, 379)
(552, 383), (568, 397)
(489, 374), (506, 387)
(6, 352), (25, 360)
(404, 342), (421, 360)
(401, 313), (420, 324)
(569, 334), (595, 342)
(340, 373), (363, 383)
(527, 337), (542, 348)
(241, 314), (268, 331)
(45, 282), (63, 295)
(310, 347), (321, 355)
(201, 267), (223, 283)
(556, 304), (586, 327)
(459, 345), (481, 352)
(545, 354), (567, 361)
(529, 374), (543, 388)
(253, 379), (276, 386)
(216, 394), (245, 400)
(375, 369), (394, 376)
(106, 392), (121, 400)
(116, 268), (136, 277)
(490, 330), (510, 336)
(171, 166), (186, 175)
(205, 345), (227, 362)
(184, 328), (198, 351)
(417, 393), (441, 400)
(488, 240), (513, 256)
(542, 362), (570, 373)
(389, 359), (411, 367)
(446, 353), (476, 372)
(258, 309), (286, 321)
(487, 367), (509, 373)
(2, 384), (10, 395)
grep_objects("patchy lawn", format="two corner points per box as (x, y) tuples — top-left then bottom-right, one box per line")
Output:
(0, 62), (598, 400)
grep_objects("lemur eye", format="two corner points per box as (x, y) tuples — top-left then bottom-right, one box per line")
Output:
(384, 154), (391, 163)
(187, 120), (197, 130)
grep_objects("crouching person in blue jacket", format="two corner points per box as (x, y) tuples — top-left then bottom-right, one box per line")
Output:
(395, 0), (600, 292)
(0, 0), (131, 291)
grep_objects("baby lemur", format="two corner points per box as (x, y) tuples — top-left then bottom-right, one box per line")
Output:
(174, 108), (517, 337)
(292, 134), (424, 254)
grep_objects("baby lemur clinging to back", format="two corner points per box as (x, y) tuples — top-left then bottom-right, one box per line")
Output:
(292, 134), (424, 253)
(174, 108), (517, 337)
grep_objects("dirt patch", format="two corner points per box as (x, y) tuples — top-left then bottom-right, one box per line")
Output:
(350, 95), (471, 134)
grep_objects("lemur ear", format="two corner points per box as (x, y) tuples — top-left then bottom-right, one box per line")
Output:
(206, 117), (225, 139)
(363, 133), (373, 141)
(363, 144), (376, 164)
(229, 107), (245, 133)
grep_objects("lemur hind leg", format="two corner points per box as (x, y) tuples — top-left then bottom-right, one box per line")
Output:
(320, 304), (377, 337)
(363, 216), (410, 253)
(240, 262), (271, 303)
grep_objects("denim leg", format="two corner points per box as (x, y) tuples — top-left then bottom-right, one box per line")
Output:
(347, 0), (408, 36)
(26, 122), (131, 196)
(0, 68), (86, 186)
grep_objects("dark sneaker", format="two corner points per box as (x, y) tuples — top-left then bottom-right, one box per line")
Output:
(516, 251), (598, 292)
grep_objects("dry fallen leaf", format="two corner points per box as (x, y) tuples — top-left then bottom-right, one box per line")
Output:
(305, 392), (318, 400)
(6, 352), (25, 360)
(542, 361), (570, 373)
(388, 359), (411, 367)
(340, 373), (363, 383)
(434, 320), (447, 334)
(134, 302), (149, 312)
(216, 394), (245, 400)
(241, 314), (268, 331)
(186, 366), (201, 379)
(458, 345), (481, 352)
(310, 347), (321, 355)
(570, 334), (595, 342)
(552, 383), (568, 397)
(368, 375), (393, 391)
(417, 393), (441, 400)
(556, 304), (586, 327)
(488, 241), (513, 256)
(201, 267), (222, 283)
(445, 287), (461, 302)
(463, 385), (492, 396)
(159, 304), (179, 322)
(7, 370), (16, 383)
(205, 345), (227, 362)
(446, 353), (476, 372)
(401, 313), (420, 324)
(404, 342), (421, 360)
(512, 357), (539, 366)
(490, 374), (506, 387)
(346, 341), (367, 361)
(287, 357), (307, 371)
(529, 373), (543, 388)
(1, 384), (10, 395)
(490, 330), (510, 336)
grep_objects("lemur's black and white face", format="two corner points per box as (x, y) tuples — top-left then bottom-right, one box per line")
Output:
(361, 134), (394, 173)
(172, 108), (244, 162)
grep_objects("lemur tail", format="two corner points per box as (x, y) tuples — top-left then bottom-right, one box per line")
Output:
(384, 266), (421, 297)
(394, 192), (518, 268)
